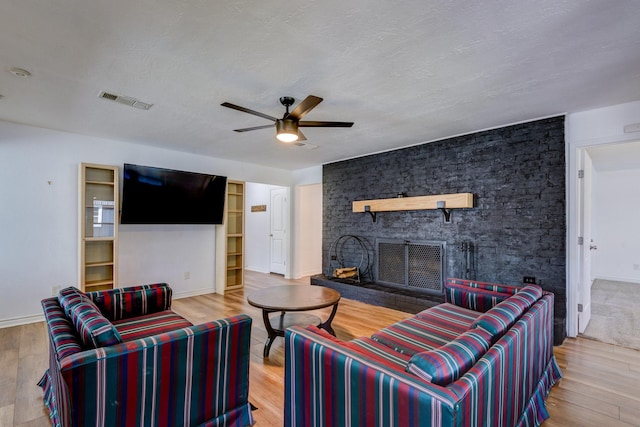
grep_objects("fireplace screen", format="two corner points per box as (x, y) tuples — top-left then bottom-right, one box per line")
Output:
(376, 239), (445, 294)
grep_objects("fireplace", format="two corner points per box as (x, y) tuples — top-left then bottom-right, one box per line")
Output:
(312, 235), (446, 313)
(377, 239), (445, 295)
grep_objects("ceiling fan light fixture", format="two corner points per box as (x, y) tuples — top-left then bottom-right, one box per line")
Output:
(276, 119), (299, 143)
(222, 95), (353, 143)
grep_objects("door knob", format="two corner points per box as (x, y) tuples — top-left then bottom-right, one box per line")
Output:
(589, 245), (597, 250)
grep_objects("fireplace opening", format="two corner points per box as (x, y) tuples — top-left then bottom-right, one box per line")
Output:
(376, 239), (446, 295)
(314, 236), (446, 313)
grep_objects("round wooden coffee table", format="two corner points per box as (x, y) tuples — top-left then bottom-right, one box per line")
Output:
(247, 285), (341, 357)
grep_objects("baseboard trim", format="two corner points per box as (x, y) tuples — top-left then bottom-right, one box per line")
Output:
(173, 287), (216, 300)
(594, 275), (640, 285)
(0, 313), (45, 329)
(245, 267), (270, 274)
(294, 269), (322, 279)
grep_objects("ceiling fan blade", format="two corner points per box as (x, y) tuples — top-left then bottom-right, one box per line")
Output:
(299, 121), (354, 128)
(233, 124), (274, 132)
(221, 102), (278, 122)
(288, 95), (323, 120)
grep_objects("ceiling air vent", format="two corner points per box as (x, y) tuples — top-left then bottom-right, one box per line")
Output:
(98, 91), (153, 110)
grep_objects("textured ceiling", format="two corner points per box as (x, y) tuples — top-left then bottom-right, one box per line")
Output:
(1, 1), (639, 170)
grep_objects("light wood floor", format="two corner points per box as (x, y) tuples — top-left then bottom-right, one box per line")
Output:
(1, 271), (639, 426)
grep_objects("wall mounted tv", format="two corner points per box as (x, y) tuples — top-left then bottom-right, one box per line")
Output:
(121, 163), (227, 225)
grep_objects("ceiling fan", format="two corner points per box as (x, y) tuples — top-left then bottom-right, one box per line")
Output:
(221, 95), (354, 143)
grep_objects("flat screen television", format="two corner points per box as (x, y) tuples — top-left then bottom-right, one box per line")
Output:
(121, 163), (227, 224)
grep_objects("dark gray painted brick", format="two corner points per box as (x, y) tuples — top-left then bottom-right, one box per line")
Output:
(322, 116), (567, 344)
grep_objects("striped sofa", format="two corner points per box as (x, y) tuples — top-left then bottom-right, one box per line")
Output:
(284, 278), (561, 427)
(38, 283), (254, 427)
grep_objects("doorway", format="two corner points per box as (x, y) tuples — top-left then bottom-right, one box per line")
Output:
(244, 183), (290, 277)
(570, 140), (640, 338)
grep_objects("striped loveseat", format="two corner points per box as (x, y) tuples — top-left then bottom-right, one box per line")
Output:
(38, 283), (254, 427)
(285, 278), (561, 427)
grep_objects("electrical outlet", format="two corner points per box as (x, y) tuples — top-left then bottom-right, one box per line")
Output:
(51, 285), (61, 296)
(523, 276), (536, 284)
(184, 272), (190, 280)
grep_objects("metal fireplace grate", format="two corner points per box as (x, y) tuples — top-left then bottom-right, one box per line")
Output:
(378, 242), (405, 285)
(377, 239), (445, 294)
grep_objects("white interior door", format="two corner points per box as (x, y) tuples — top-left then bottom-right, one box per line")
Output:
(578, 151), (594, 333)
(270, 187), (287, 275)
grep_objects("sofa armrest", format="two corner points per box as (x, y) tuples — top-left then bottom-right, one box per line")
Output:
(284, 326), (459, 427)
(444, 278), (517, 312)
(41, 297), (83, 361)
(446, 278), (522, 295)
(86, 283), (172, 321)
(54, 314), (253, 427)
(447, 293), (561, 426)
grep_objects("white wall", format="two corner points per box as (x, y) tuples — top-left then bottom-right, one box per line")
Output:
(0, 120), (293, 325)
(294, 183), (323, 278)
(592, 168), (640, 283)
(118, 224), (215, 293)
(292, 165), (322, 186)
(291, 166), (323, 279)
(567, 100), (640, 144)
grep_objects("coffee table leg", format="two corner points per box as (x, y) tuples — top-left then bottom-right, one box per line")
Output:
(262, 309), (278, 357)
(319, 302), (339, 336)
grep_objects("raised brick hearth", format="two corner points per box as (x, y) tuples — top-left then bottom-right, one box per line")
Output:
(311, 274), (444, 314)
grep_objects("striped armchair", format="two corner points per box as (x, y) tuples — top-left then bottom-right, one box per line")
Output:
(39, 283), (254, 427)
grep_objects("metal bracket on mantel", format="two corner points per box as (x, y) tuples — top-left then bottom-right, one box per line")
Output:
(364, 205), (377, 222)
(436, 200), (452, 223)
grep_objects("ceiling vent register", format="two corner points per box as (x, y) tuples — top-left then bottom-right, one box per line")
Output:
(293, 141), (318, 150)
(98, 91), (153, 110)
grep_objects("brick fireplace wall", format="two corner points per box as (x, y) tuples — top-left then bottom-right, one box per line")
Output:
(322, 116), (566, 343)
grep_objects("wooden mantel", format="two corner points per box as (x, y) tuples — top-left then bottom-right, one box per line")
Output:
(352, 192), (474, 213)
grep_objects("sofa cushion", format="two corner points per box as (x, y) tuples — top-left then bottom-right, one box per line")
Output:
(301, 326), (412, 375)
(405, 328), (492, 385)
(88, 283), (172, 321)
(41, 298), (84, 360)
(58, 286), (87, 318)
(67, 299), (122, 348)
(470, 285), (543, 338)
(349, 337), (412, 371)
(113, 310), (193, 341)
(372, 303), (481, 356)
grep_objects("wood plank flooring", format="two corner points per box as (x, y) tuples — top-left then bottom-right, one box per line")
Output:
(1, 270), (639, 426)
